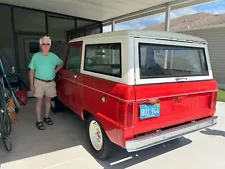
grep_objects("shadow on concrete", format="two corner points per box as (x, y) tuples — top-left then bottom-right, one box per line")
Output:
(200, 128), (225, 137)
(0, 99), (192, 169)
(96, 137), (192, 169)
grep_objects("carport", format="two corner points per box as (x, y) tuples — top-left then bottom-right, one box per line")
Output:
(0, 0), (216, 168)
(0, 0), (215, 85)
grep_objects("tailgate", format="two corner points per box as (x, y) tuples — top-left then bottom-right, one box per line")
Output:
(134, 80), (217, 135)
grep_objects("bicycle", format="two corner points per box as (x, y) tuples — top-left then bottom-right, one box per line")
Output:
(0, 58), (20, 151)
(0, 76), (12, 151)
(0, 59), (20, 110)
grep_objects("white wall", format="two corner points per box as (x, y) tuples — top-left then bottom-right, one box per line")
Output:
(177, 27), (225, 89)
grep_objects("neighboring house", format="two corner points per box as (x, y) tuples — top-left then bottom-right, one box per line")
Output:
(146, 12), (225, 89)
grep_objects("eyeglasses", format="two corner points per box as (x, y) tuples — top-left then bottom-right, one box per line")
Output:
(41, 43), (50, 46)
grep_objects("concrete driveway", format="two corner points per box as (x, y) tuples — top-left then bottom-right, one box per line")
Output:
(0, 100), (224, 169)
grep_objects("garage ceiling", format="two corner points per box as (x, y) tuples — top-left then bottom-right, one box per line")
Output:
(0, 0), (215, 22)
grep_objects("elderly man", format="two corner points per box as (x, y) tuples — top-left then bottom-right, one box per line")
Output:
(28, 36), (64, 130)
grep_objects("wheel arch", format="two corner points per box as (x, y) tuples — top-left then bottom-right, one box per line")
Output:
(82, 109), (119, 146)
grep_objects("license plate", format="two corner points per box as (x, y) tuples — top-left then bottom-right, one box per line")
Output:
(140, 104), (160, 120)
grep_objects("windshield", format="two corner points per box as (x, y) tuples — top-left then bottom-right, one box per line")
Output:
(139, 43), (209, 79)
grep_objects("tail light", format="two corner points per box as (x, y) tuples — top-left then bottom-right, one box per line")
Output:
(127, 103), (134, 127)
(210, 92), (217, 109)
(118, 102), (125, 126)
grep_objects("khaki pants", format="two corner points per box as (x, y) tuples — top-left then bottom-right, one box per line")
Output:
(34, 79), (57, 98)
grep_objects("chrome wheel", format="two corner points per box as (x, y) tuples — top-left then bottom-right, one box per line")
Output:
(89, 120), (103, 151)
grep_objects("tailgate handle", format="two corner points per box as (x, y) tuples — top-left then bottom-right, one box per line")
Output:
(175, 77), (187, 81)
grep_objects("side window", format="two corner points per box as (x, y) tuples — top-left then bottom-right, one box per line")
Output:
(84, 43), (121, 77)
(66, 44), (82, 72)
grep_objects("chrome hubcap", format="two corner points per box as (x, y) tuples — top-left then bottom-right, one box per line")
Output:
(89, 120), (103, 151)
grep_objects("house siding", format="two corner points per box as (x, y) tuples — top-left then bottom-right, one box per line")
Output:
(177, 27), (225, 88)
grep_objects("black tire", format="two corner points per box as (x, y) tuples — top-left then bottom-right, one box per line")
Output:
(2, 135), (12, 151)
(0, 90), (11, 136)
(87, 115), (112, 159)
(3, 111), (11, 136)
(51, 97), (64, 113)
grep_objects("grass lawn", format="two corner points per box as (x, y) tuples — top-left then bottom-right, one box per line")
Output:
(218, 89), (225, 102)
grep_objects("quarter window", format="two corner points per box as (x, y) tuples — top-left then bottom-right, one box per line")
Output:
(84, 43), (121, 77)
(66, 44), (82, 72)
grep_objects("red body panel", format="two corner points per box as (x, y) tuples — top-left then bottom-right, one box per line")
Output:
(56, 70), (136, 146)
(133, 80), (217, 135)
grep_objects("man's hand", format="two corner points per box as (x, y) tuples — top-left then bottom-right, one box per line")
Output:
(29, 69), (35, 94)
(30, 85), (35, 94)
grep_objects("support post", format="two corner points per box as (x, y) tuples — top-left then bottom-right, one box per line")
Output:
(74, 18), (78, 38)
(100, 23), (103, 33)
(11, 6), (20, 73)
(45, 12), (48, 36)
(165, 3), (171, 32)
(111, 20), (115, 32)
(164, 3), (171, 69)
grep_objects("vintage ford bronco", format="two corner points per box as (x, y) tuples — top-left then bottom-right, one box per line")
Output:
(51, 30), (218, 159)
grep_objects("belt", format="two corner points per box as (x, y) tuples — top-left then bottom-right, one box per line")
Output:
(35, 77), (54, 83)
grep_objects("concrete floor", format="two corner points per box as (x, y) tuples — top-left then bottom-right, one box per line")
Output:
(0, 99), (225, 169)
(0, 99), (89, 164)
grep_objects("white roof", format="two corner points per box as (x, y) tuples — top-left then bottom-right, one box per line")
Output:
(69, 30), (207, 44)
(0, 0), (215, 23)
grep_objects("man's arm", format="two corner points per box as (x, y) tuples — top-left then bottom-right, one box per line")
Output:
(54, 54), (64, 73)
(55, 61), (64, 73)
(28, 54), (36, 93)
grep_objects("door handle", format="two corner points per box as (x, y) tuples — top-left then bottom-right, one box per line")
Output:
(175, 77), (187, 82)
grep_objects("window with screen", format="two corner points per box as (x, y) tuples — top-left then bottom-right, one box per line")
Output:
(139, 43), (209, 79)
(84, 43), (121, 77)
(66, 44), (82, 72)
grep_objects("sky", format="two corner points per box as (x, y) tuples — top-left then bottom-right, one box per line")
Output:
(103, 0), (225, 32)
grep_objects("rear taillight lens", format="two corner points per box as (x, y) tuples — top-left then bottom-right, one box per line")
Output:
(210, 92), (217, 109)
(127, 103), (134, 127)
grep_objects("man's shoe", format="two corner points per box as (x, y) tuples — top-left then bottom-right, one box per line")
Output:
(43, 117), (53, 125)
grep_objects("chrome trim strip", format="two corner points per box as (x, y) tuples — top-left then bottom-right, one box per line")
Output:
(125, 116), (217, 152)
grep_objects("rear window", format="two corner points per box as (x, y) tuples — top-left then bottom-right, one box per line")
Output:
(139, 43), (209, 79)
(84, 43), (121, 77)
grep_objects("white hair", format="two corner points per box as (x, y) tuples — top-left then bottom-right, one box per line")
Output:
(39, 36), (51, 45)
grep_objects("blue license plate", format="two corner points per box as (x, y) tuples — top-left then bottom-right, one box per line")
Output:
(139, 104), (160, 120)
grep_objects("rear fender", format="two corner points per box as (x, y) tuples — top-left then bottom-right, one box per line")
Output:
(83, 110), (121, 146)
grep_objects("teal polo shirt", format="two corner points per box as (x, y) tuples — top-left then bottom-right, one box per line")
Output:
(28, 52), (62, 80)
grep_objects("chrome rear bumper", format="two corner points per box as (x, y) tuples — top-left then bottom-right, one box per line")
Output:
(126, 116), (217, 152)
